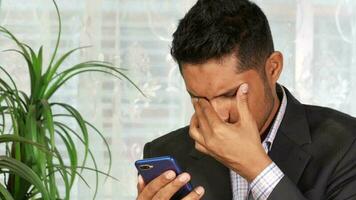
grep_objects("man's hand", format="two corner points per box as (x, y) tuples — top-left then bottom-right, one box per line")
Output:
(136, 171), (205, 200)
(190, 83), (272, 182)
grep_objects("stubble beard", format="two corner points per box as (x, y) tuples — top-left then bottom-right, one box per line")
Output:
(258, 76), (276, 133)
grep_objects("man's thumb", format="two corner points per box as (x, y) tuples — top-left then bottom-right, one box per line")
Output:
(236, 83), (252, 122)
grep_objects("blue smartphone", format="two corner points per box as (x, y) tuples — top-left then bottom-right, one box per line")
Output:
(135, 156), (193, 199)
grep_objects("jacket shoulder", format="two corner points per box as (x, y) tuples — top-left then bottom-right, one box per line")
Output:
(304, 104), (356, 139)
(143, 126), (193, 159)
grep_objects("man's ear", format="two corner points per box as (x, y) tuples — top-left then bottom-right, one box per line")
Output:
(265, 51), (283, 84)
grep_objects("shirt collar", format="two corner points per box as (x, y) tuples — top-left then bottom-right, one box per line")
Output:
(263, 85), (288, 152)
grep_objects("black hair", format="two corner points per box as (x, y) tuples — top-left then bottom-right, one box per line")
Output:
(171, 0), (274, 73)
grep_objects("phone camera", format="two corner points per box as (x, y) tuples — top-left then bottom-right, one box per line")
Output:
(139, 164), (153, 170)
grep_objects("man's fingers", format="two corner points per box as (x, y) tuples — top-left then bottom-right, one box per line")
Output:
(181, 186), (205, 200)
(194, 142), (210, 154)
(193, 100), (213, 137)
(189, 116), (210, 154)
(139, 170), (176, 199)
(190, 113), (199, 129)
(189, 115), (205, 144)
(235, 83), (253, 123)
(198, 99), (223, 129)
(137, 175), (145, 194)
(153, 173), (191, 200)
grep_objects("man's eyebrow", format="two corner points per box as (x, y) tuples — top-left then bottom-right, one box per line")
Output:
(187, 86), (239, 99)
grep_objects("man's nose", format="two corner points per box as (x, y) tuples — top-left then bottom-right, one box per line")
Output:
(210, 99), (230, 122)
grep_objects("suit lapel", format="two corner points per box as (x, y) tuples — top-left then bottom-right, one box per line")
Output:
(269, 87), (312, 185)
(186, 149), (232, 200)
(269, 131), (311, 184)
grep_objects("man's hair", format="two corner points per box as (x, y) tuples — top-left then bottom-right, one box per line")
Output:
(171, 0), (274, 73)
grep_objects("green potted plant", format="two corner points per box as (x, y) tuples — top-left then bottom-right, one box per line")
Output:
(0, 1), (142, 199)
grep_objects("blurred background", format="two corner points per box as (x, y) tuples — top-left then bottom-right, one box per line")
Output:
(0, 0), (355, 199)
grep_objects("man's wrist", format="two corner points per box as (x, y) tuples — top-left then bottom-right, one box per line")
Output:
(245, 154), (273, 182)
(250, 162), (284, 200)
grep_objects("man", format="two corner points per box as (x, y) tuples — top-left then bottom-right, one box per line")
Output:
(136, 0), (356, 199)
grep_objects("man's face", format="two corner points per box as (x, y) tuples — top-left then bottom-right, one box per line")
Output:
(182, 54), (275, 133)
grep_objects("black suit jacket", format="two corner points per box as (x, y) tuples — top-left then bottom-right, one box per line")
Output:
(143, 88), (356, 200)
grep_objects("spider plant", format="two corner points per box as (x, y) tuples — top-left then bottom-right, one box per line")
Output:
(0, 1), (142, 199)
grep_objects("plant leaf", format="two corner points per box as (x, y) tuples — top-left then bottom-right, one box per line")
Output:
(0, 183), (15, 200)
(0, 156), (50, 199)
